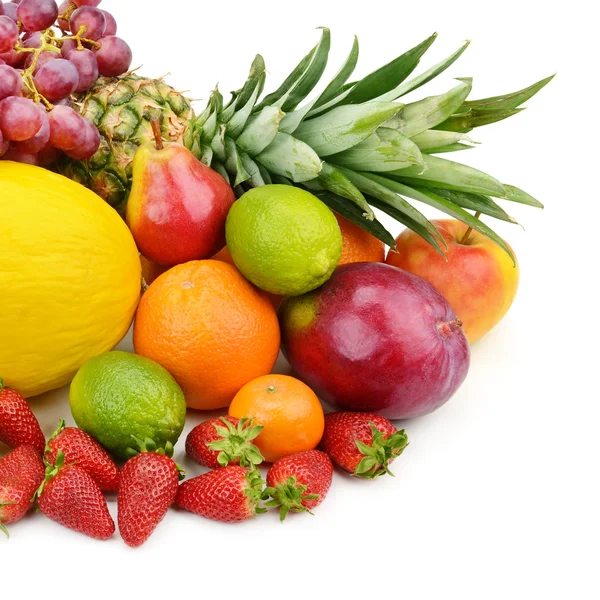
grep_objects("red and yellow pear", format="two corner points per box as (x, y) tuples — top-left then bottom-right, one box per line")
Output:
(126, 120), (236, 267)
(386, 219), (519, 344)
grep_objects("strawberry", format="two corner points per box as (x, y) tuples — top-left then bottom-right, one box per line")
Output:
(44, 419), (120, 492)
(175, 466), (265, 523)
(37, 452), (115, 540)
(0, 378), (45, 454)
(264, 450), (333, 521)
(118, 440), (183, 548)
(321, 412), (409, 479)
(185, 416), (264, 469)
(0, 445), (45, 537)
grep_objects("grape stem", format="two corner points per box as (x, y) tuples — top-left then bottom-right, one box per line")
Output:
(60, 26), (101, 50)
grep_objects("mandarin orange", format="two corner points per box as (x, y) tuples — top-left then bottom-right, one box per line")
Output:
(336, 214), (385, 265)
(228, 374), (324, 463)
(133, 260), (280, 410)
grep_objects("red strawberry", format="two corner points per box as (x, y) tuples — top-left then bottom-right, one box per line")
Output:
(264, 450), (333, 521)
(0, 445), (45, 537)
(176, 466), (265, 523)
(185, 416), (264, 469)
(118, 446), (182, 548)
(44, 419), (120, 492)
(321, 412), (409, 479)
(37, 452), (115, 540)
(0, 378), (45, 454)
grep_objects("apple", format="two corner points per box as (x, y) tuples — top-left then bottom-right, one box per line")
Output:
(386, 219), (519, 343)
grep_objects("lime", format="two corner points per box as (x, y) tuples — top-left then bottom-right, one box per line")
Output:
(225, 185), (342, 296)
(69, 351), (186, 459)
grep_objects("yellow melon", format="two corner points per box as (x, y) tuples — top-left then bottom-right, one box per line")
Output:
(0, 162), (141, 397)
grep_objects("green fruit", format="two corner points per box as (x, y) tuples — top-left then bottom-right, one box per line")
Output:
(226, 185), (342, 296)
(69, 351), (186, 459)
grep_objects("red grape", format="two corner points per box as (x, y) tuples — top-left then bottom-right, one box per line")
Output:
(1, 144), (39, 164)
(64, 116), (98, 159)
(0, 63), (22, 99)
(0, 3), (4, 14)
(34, 58), (79, 101)
(0, 47), (24, 67)
(60, 37), (78, 56)
(0, 129), (9, 156)
(66, 47), (97, 91)
(25, 49), (60, 72)
(16, 107), (49, 152)
(0, 58), (4, 65)
(57, 0), (71, 30)
(21, 31), (43, 48)
(70, 6), (105, 40)
(1, 2), (17, 20)
(48, 104), (85, 150)
(0, 96), (43, 141)
(95, 35), (131, 77)
(17, 0), (59, 32)
(0, 15), (18, 53)
(38, 140), (61, 165)
(100, 9), (116, 35)
(72, 0), (101, 6)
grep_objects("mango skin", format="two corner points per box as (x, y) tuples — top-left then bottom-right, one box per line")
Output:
(386, 219), (519, 344)
(126, 143), (235, 267)
(279, 262), (470, 420)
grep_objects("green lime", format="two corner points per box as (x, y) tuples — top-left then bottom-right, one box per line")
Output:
(225, 185), (342, 296)
(69, 351), (186, 459)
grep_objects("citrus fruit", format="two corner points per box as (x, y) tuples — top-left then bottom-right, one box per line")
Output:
(133, 260), (281, 410)
(69, 351), (186, 459)
(140, 255), (169, 288)
(336, 214), (385, 265)
(228, 374), (325, 463)
(212, 246), (283, 310)
(0, 162), (141, 398)
(225, 185), (342, 296)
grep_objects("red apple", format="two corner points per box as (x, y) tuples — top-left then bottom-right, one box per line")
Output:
(279, 262), (470, 420)
(386, 219), (519, 343)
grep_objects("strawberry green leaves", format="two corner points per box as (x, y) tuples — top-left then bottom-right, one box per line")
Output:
(208, 417), (265, 468)
(354, 424), (409, 479)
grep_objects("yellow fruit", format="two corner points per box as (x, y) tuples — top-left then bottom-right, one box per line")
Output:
(0, 163), (141, 397)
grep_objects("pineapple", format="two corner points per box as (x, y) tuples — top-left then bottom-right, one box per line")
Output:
(58, 30), (552, 258)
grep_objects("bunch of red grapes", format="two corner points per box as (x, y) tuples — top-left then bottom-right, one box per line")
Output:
(0, 0), (131, 166)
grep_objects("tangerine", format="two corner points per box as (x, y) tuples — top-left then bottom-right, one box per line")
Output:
(228, 374), (325, 463)
(336, 214), (385, 265)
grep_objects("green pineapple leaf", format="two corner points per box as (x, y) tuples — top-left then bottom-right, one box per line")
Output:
(502, 184), (544, 208)
(256, 132), (322, 182)
(376, 40), (471, 101)
(434, 107), (524, 132)
(338, 33), (438, 106)
(236, 106), (284, 155)
(315, 162), (374, 218)
(389, 153), (507, 197)
(295, 102), (402, 156)
(328, 127), (423, 172)
(430, 188), (518, 223)
(314, 190), (397, 249)
(389, 78), (472, 138)
(412, 130), (476, 151)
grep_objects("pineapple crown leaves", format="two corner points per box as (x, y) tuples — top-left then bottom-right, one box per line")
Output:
(208, 417), (265, 468)
(186, 28), (552, 260)
(261, 476), (320, 523)
(353, 424), (409, 479)
(125, 437), (186, 480)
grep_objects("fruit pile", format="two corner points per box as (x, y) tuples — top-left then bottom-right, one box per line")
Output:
(0, 1), (552, 546)
(0, 0), (131, 164)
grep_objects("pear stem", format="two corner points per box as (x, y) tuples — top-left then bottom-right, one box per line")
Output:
(459, 212), (481, 245)
(150, 118), (164, 150)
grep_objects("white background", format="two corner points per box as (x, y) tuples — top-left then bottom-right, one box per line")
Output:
(2, 1), (599, 598)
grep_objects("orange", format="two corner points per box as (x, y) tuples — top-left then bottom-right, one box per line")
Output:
(133, 260), (281, 410)
(336, 214), (386, 265)
(212, 246), (283, 310)
(228, 374), (324, 463)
